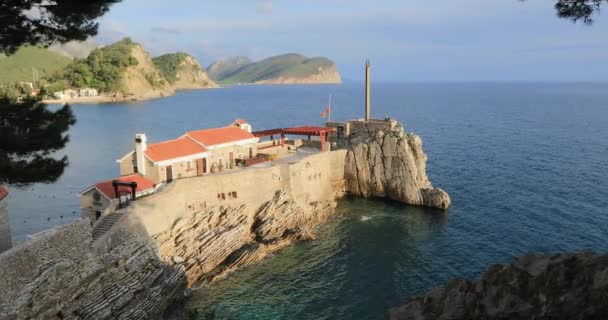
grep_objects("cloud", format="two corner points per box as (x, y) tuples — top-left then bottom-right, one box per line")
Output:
(49, 39), (99, 58)
(256, 1), (274, 14)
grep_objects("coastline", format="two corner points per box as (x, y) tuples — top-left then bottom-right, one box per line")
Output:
(41, 81), (342, 105)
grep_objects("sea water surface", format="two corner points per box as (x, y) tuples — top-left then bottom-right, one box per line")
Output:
(6, 83), (608, 319)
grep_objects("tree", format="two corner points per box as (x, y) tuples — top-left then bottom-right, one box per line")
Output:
(526, 0), (606, 24)
(0, 0), (120, 185)
(0, 0), (122, 55)
(0, 97), (76, 185)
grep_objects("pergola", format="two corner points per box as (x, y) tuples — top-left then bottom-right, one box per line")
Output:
(253, 126), (336, 152)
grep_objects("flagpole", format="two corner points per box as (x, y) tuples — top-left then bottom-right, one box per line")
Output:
(328, 94), (332, 122)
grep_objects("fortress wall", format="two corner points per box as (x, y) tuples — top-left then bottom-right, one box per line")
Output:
(123, 150), (347, 238)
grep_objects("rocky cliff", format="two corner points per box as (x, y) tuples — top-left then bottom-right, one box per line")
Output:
(155, 191), (335, 285)
(120, 44), (176, 100)
(387, 251), (608, 320)
(153, 52), (218, 91)
(343, 120), (451, 209)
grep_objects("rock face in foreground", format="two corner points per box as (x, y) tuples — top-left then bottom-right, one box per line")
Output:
(343, 120), (451, 209)
(155, 191), (335, 285)
(0, 220), (186, 320)
(387, 251), (608, 320)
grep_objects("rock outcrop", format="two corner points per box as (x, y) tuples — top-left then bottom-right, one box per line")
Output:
(155, 191), (335, 285)
(0, 220), (187, 320)
(343, 120), (451, 209)
(387, 251), (608, 320)
(171, 55), (218, 90)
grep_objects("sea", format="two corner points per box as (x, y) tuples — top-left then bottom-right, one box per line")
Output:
(5, 83), (608, 319)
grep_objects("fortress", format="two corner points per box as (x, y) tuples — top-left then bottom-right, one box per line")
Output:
(0, 63), (450, 319)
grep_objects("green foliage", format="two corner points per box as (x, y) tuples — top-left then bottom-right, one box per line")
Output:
(58, 38), (138, 93)
(0, 96), (76, 186)
(152, 52), (190, 84)
(216, 53), (335, 84)
(0, 46), (72, 85)
(144, 72), (164, 88)
(0, 82), (34, 100)
(0, 0), (122, 55)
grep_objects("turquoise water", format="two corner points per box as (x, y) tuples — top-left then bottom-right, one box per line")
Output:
(5, 83), (608, 319)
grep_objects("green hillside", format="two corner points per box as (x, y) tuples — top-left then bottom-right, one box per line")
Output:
(213, 53), (336, 84)
(0, 46), (73, 84)
(207, 56), (252, 81)
(152, 52), (190, 84)
(54, 38), (139, 93)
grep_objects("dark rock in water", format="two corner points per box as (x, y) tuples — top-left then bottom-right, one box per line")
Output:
(386, 251), (608, 320)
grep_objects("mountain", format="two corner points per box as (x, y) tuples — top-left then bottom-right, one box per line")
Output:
(45, 38), (217, 102)
(207, 56), (252, 81)
(0, 46), (72, 84)
(153, 52), (218, 90)
(208, 53), (342, 85)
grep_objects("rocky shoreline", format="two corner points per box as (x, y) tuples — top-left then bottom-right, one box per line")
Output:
(387, 251), (608, 320)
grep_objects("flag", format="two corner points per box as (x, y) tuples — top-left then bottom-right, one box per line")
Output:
(320, 106), (330, 118)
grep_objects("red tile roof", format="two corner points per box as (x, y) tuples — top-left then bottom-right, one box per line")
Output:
(145, 137), (208, 162)
(186, 126), (256, 147)
(0, 186), (7, 201)
(91, 174), (156, 200)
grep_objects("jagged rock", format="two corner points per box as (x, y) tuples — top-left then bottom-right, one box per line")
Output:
(387, 251), (608, 320)
(344, 121), (451, 209)
(155, 191), (335, 285)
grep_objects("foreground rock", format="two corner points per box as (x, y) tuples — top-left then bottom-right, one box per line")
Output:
(0, 220), (187, 319)
(387, 251), (608, 320)
(343, 120), (451, 209)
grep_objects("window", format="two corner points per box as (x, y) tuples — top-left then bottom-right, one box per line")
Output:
(186, 160), (192, 170)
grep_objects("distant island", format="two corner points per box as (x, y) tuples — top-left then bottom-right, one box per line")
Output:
(208, 53), (342, 85)
(0, 39), (342, 104)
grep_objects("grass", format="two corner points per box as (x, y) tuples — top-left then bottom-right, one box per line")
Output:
(0, 46), (72, 84)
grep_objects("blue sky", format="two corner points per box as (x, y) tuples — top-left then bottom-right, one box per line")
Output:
(95, 0), (608, 82)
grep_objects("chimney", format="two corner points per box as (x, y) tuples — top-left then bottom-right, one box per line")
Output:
(365, 59), (371, 122)
(134, 133), (147, 175)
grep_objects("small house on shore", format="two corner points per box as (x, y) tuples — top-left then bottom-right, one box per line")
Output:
(79, 173), (157, 224)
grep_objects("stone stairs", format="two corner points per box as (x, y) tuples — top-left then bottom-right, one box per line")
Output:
(92, 211), (125, 241)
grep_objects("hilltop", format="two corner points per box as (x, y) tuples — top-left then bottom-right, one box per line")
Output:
(208, 53), (342, 85)
(0, 46), (72, 84)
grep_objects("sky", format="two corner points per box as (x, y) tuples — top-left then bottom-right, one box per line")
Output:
(92, 0), (608, 82)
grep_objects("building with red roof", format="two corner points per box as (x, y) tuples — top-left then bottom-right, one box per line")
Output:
(79, 173), (157, 224)
(116, 119), (259, 184)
